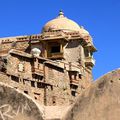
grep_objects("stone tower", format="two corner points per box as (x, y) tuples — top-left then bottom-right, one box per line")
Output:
(0, 11), (96, 107)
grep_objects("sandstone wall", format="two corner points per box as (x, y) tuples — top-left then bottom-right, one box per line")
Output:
(64, 40), (83, 64)
(45, 64), (71, 105)
(7, 54), (33, 79)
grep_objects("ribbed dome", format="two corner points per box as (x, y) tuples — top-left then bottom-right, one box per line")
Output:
(42, 10), (89, 35)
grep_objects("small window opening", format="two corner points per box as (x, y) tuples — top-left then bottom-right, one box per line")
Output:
(52, 96), (56, 105)
(68, 71), (77, 80)
(34, 93), (40, 100)
(37, 82), (45, 88)
(31, 81), (35, 87)
(51, 46), (60, 53)
(23, 79), (25, 84)
(79, 74), (82, 79)
(74, 74), (77, 80)
(24, 91), (28, 94)
(34, 96), (37, 100)
(11, 76), (19, 83)
(70, 84), (78, 90)
(32, 74), (43, 80)
(71, 91), (76, 97)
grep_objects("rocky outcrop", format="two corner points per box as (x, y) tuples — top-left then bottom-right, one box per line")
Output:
(64, 68), (120, 120)
(1, 68), (120, 120)
(0, 82), (43, 120)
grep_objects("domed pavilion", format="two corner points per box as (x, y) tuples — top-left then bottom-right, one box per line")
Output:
(39, 10), (96, 67)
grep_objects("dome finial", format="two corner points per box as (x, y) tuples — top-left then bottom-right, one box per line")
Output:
(58, 10), (64, 18)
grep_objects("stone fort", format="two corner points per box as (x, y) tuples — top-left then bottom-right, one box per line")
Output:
(0, 10), (101, 119)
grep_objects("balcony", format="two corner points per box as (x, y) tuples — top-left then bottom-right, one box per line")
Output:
(70, 79), (79, 85)
(85, 56), (95, 67)
(32, 68), (44, 76)
(47, 52), (64, 59)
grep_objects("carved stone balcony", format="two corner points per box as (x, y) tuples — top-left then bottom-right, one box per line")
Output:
(70, 79), (79, 85)
(85, 56), (95, 67)
(47, 52), (64, 59)
(32, 68), (44, 76)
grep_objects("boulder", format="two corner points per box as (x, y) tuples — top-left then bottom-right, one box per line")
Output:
(0, 82), (43, 120)
(64, 69), (120, 120)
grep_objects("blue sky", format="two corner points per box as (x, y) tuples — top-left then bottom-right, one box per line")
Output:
(0, 0), (120, 80)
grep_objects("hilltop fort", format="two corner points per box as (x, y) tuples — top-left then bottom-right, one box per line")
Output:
(0, 10), (96, 106)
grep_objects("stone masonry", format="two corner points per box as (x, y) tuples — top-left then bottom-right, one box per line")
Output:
(0, 10), (97, 119)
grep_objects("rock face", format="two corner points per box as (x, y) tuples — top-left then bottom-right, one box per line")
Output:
(0, 82), (43, 120)
(1, 68), (120, 120)
(64, 69), (120, 120)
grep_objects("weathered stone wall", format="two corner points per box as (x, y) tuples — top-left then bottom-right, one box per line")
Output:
(0, 46), (93, 107)
(0, 72), (45, 105)
(45, 64), (71, 105)
(64, 40), (84, 65)
(44, 64), (92, 106)
(15, 41), (29, 50)
(0, 41), (29, 56)
(7, 54), (33, 80)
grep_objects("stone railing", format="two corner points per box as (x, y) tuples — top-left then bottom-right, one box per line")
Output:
(32, 67), (44, 76)
(47, 52), (64, 59)
(70, 79), (79, 85)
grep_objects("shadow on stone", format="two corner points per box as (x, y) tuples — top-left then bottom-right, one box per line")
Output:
(63, 68), (120, 120)
(0, 82), (43, 120)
